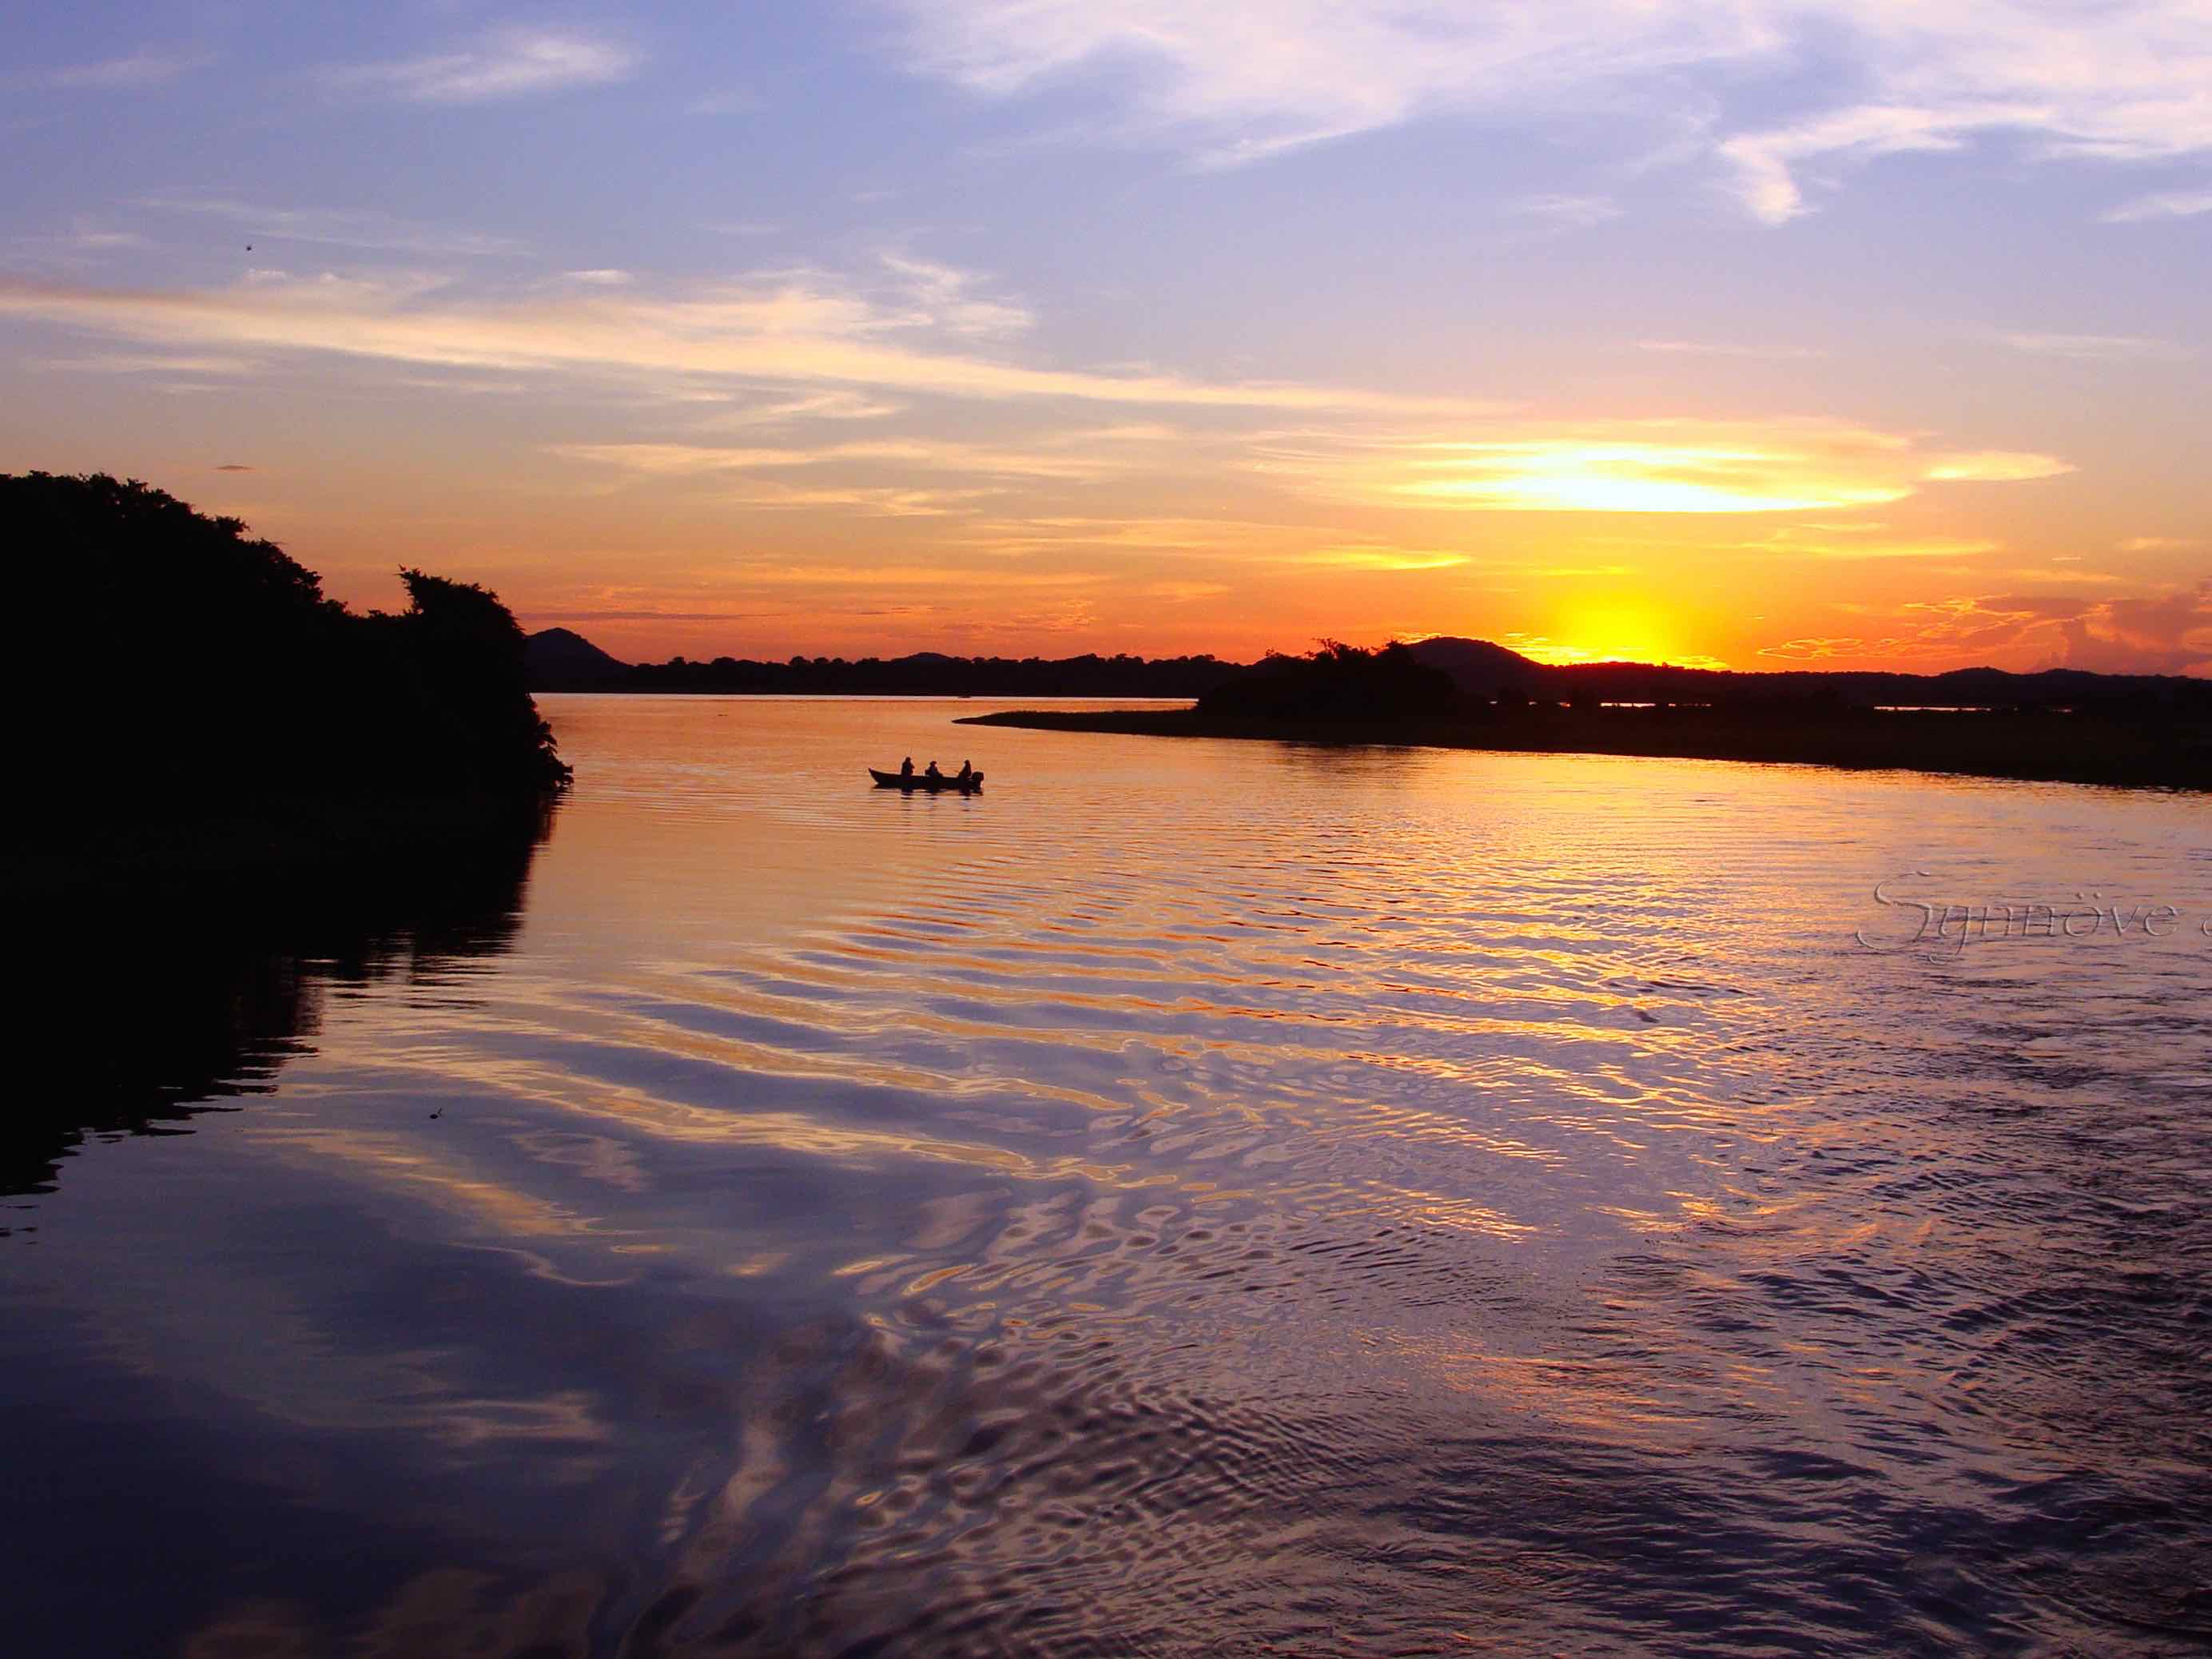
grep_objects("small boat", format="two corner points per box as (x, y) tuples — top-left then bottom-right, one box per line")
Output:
(869, 767), (985, 793)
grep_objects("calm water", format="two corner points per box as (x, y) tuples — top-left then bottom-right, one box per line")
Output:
(7, 696), (2211, 1657)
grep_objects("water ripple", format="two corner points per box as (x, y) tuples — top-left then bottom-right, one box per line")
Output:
(9, 698), (2212, 1656)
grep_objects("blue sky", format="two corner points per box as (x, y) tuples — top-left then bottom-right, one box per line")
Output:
(2, 2), (2207, 667)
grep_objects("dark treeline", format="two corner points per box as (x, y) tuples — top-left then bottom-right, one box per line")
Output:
(1208, 638), (2212, 720)
(6, 472), (568, 885)
(532, 624), (2212, 715)
(965, 640), (2212, 790)
(1201, 640), (1462, 720)
(1405, 635), (2212, 715)
(528, 626), (1238, 698)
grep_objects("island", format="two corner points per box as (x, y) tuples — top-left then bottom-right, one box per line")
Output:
(956, 640), (2212, 792)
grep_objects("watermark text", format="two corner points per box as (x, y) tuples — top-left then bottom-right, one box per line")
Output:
(1856, 871), (2198, 959)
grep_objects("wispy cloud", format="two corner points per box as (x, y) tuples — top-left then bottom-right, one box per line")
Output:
(327, 26), (640, 103)
(139, 196), (524, 258)
(2103, 186), (2212, 222)
(953, 514), (1309, 556)
(706, 484), (1002, 519)
(2121, 535), (2201, 551)
(66, 228), (149, 251)
(889, 2), (2212, 221)
(4, 218), (151, 266)
(1730, 527), (2003, 559)
(703, 390), (907, 426)
(1760, 582), (2212, 672)
(724, 560), (1098, 588)
(0, 266), (1488, 414)
(877, 253), (1034, 338)
(1758, 635), (1908, 662)
(1505, 194), (1621, 232)
(1251, 420), (2071, 514)
(1919, 451), (2077, 482)
(1140, 580), (1232, 602)
(46, 49), (213, 90)
(32, 351), (259, 376)
(1287, 545), (1471, 571)
(1637, 339), (1824, 360)
(1715, 102), (2002, 225)
(1674, 3), (2212, 225)
(889, 1), (1780, 164)
(550, 434), (1151, 483)
(2001, 331), (2187, 361)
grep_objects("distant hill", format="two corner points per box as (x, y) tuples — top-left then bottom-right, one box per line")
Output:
(525, 627), (631, 690)
(1405, 636), (2210, 710)
(1402, 637), (1552, 695)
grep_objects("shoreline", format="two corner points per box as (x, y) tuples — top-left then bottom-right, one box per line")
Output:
(955, 706), (2212, 792)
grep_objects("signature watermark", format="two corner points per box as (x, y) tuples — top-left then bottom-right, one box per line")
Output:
(1856, 870), (2205, 960)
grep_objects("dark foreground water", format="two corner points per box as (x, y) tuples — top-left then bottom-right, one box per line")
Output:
(6, 696), (2211, 1657)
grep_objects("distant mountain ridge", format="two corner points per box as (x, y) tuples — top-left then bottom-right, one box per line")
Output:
(526, 627), (2208, 706)
(1403, 637), (2210, 707)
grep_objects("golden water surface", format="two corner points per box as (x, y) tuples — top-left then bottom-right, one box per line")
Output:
(6, 695), (2210, 1656)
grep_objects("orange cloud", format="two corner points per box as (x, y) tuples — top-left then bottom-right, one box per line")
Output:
(1255, 420), (2071, 514)
(0, 270), (1490, 414)
(1758, 583), (2212, 673)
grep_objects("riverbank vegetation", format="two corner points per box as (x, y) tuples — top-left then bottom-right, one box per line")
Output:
(527, 627), (1239, 698)
(961, 643), (2212, 791)
(5, 471), (568, 889)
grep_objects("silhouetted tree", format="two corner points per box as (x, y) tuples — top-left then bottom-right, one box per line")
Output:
(1198, 640), (1461, 721)
(4, 471), (569, 819)
(361, 570), (569, 792)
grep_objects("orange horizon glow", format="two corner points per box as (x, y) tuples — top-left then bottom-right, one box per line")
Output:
(169, 383), (2169, 678)
(4, 4), (2206, 679)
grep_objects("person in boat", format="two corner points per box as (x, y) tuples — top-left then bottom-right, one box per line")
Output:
(900, 756), (914, 778)
(957, 760), (973, 782)
(924, 760), (943, 780)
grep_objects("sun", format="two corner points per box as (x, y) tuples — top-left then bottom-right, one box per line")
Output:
(1517, 600), (1729, 669)
(1561, 600), (1670, 664)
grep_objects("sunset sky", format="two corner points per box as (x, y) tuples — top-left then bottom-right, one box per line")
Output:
(3, 2), (2207, 670)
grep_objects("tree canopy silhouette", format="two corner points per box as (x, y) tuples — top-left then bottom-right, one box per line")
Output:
(6, 471), (569, 818)
(1197, 640), (1462, 721)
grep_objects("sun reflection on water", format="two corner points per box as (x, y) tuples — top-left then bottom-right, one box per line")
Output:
(7, 697), (2212, 1655)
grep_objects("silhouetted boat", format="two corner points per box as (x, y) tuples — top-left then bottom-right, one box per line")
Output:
(869, 768), (985, 793)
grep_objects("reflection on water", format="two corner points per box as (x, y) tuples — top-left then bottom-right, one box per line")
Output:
(6, 823), (547, 1205)
(4, 698), (2210, 1657)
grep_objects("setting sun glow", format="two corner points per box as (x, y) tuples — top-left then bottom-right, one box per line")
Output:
(1510, 601), (1723, 670)
(1388, 442), (1911, 515)
(0, 2), (2202, 674)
